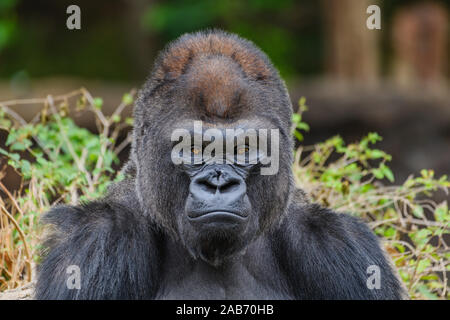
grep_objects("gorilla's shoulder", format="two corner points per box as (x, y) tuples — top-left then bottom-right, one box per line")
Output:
(41, 160), (146, 235)
(37, 200), (160, 300)
(272, 189), (407, 299)
(42, 200), (146, 235)
(283, 189), (376, 243)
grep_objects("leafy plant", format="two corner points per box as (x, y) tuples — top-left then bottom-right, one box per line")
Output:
(0, 89), (134, 290)
(292, 98), (450, 299)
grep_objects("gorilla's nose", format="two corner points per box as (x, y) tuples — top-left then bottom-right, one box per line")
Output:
(190, 166), (246, 204)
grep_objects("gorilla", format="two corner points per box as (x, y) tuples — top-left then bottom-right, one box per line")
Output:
(36, 30), (406, 299)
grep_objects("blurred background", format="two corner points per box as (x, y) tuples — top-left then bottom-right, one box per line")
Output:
(0, 0), (449, 187)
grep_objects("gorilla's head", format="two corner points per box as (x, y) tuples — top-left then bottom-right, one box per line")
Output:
(131, 30), (294, 266)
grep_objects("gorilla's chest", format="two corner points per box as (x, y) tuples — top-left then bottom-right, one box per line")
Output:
(156, 237), (292, 299)
(155, 267), (291, 300)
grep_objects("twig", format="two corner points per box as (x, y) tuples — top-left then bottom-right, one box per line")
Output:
(114, 133), (132, 156)
(0, 105), (27, 126)
(0, 89), (82, 107)
(0, 182), (32, 282)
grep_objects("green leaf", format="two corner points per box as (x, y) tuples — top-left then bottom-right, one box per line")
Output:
(416, 259), (431, 274)
(298, 96), (308, 112)
(366, 149), (385, 159)
(93, 97), (103, 109)
(393, 243), (405, 253)
(434, 202), (449, 222)
(367, 132), (381, 144)
(417, 285), (438, 300)
(294, 131), (304, 142)
(412, 205), (424, 218)
(384, 167), (394, 182)
(412, 229), (432, 246)
(296, 122), (310, 132)
(381, 163), (394, 182)
(384, 227), (396, 238)
(112, 115), (121, 123)
(9, 152), (20, 161)
(122, 93), (133, 106)
(125, 117), (134, 126)
(372, 168), (384, 180)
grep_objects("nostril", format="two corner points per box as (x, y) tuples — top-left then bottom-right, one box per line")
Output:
(192, 168), (244, 196)
(197, 179), (217, 194)
(219, 180), (240, 193)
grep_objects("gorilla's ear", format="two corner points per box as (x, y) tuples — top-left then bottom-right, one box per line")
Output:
(119, 157), (137, 177)
(103, 158), (139, 209)
(291, 189), (310, 207)
(276, 188), (309, 229)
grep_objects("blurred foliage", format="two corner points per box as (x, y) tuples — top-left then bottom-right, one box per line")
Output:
(1, 0), (448, 81)
(0, 0), (320, 80)
(0, 0), (18, 51)
(141, 0), (322, 78)
(0, 1), (138, 81)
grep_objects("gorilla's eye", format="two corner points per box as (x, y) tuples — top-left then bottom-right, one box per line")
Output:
(236, 146), (249, 155)
(191, 146), (202, 155)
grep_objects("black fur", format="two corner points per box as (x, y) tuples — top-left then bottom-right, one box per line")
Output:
(36, 30), (407, 300)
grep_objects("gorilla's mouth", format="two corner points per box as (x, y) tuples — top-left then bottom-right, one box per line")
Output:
(184, 210), (252, 266)
(182, 207), (256, 265)
(187, 210), (248, 225)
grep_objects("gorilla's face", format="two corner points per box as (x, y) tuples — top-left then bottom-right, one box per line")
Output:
(135, 113), (292, 266)
(170, 120), (280, 265)
(133, 33), (294, 266)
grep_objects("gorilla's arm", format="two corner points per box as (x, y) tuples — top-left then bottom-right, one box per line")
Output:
(36, 201), (160, 299)
(273, 192), (407, 299)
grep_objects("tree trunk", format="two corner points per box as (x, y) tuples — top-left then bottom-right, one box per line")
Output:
(321, 0), (380, 84)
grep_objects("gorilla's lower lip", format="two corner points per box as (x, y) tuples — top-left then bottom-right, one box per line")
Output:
(187, 211), (248, 223)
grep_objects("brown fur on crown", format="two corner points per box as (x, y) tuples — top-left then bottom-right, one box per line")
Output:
(152, 30), (273, 117)
(153, 30), (272, 83)
(185, 55), (244, 117)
